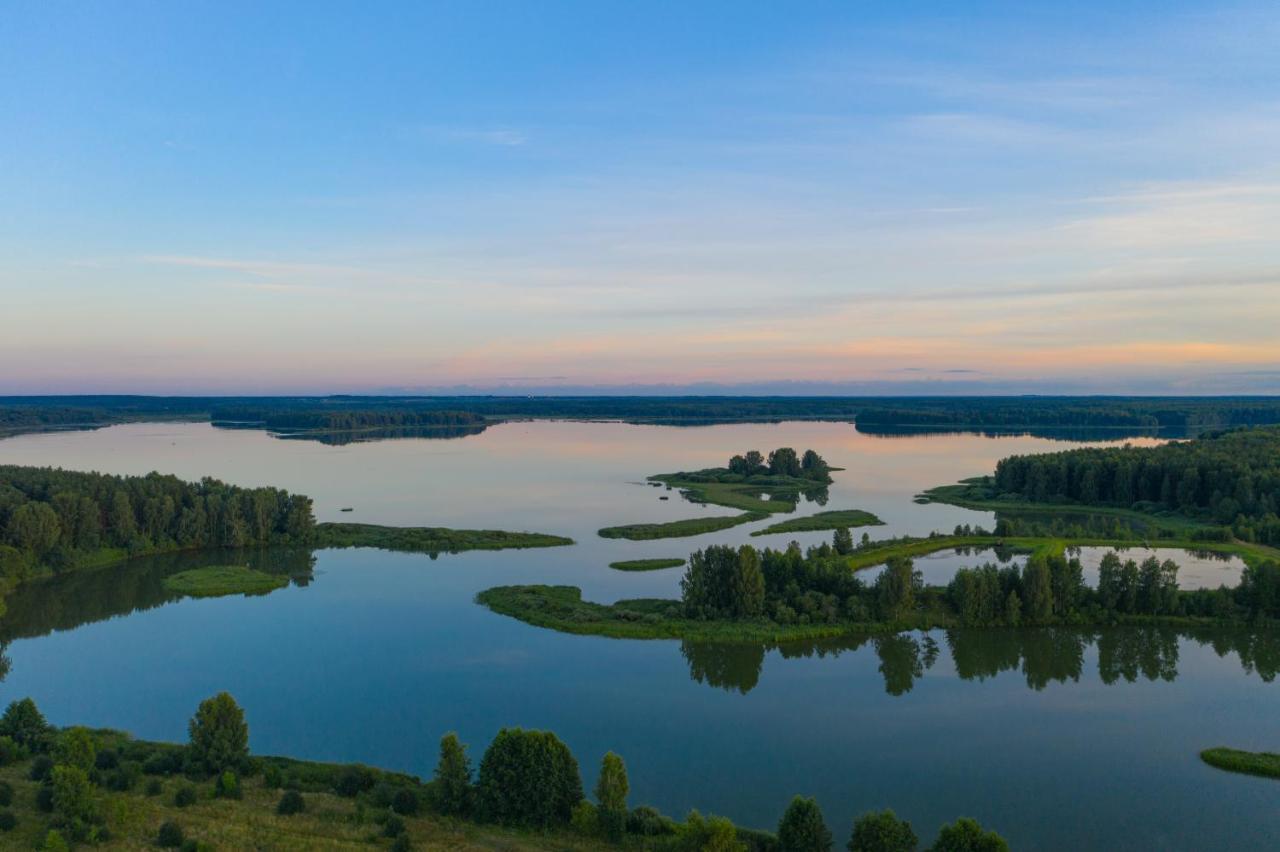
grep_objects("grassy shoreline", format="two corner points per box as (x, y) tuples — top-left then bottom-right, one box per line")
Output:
(608, 558), (686, 572)
(162, 566), (289, 598)
(751, 509), (884, 537)
(314, 522), (573, 552)
(598, 513), (766, 541)
(1199, 747), (1280, 780)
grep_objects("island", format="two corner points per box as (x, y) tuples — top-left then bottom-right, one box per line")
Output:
(315, 522), (573, 553)
(162, 565), (289, 598)
(608, 558), (686, 572)
(1199, 747), (1280, 780)
(750, 509), (883, 536)
(598, 513), (767, 540)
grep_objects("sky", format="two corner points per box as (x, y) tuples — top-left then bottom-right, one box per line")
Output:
(2, 1), (1279, 395)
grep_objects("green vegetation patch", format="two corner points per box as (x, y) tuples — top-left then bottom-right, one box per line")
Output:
(1200, 747), (1280, 780)
(751, 509), (884, 536)
(163, 566), (288, 598)
(608, 558), (686, 572)
(316, 522), (573, 552)
(598, 512), (766, 541)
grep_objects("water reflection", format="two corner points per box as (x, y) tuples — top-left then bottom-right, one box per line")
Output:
(679, 626), (1279, 696)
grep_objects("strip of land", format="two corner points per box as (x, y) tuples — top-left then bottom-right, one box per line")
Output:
(315, 522), (573, 552)
(750, 509), (883, 536)
(608, 558), (686, 572)
(597, 513), (766, 541)
(1199, 748), (1280, 780)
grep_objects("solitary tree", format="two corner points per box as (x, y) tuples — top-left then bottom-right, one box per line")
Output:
(594, 751), (629, 840)
(0, 698), (49, 749)
(54, 728), (96, 773)
(847, 809), (918, 852)
(778, 795), (833, 851)
(434, 732), (473, 816)
(833, 527), (854, 556)
(188, 692), (248, 775)
(51, 764), (95, 827)
(476, 728), (582, 827)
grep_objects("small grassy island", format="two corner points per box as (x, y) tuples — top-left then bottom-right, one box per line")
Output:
(1199, 747), (1280, 780)
(608, 558), (686, 572)
(162, 566), (289, 598)
(751, 509), (883, 537)
(315, 522), (573, 553)
(0, 693), (1007, 851)
(599, 513), (767, 540)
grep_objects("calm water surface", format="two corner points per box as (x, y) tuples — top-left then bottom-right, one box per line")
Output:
(0, 421), (1274, 850)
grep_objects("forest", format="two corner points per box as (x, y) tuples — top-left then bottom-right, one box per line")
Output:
(0, 466), (315, 587)
(210, 407), (486, 432)
(853, 398), (1280, 431)
(725, 448), (832, 482)
(986, 426), (1280, 543)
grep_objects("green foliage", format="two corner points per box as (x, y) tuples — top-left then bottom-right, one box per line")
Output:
(433, 732), (472, 816)
(50, 764), (95, 825)
(40, 829), (70, 852)
(383, 815), (406, 837)
(315, 522), (571, 553)
(600, 513), (767, 541)
(0, 780), (10, 806)
(778, 795), (832, 851)
(188, 692), (249, 775)
(157, 819), (185, 848)
(0, 735), (25, 766)
(0, 697), (49, 749)
(875, 557), (920, 621)
(213, 770), (242, 799)
(751, 511), (883, 537)
(610, 558), (686, 571)
(682, 545), (767, 619)
(570, 800), (599, 836)
(276, 789), (306, 815)
(173, 784), (197, 807)
(629, 804), (678, 836)
(929, 817), (1009, 852)
(392, 787), (419, 816)
(595, 751), (629, 840)
(680, 809), (747, 851)
(0, 810), (15, 831)
(333, 764), (376, 797)
(475, 728), (583, 827)
(54, 727), (96, 773)
(848, 809), (918, 852)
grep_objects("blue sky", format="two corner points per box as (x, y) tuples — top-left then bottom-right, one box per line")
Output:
(2, 1), (1278, 393)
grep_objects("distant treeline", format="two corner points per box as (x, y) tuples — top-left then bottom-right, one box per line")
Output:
(4, 394), (1280, 437)
(990, 426), (1280, 543)
(210, 407), (486, 432)
(0, 466), (315, 585)
(854, 398), (1280, 431)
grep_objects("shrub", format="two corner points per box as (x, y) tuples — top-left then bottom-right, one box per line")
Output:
(391, 788), (419, 816)
(0, 698), (50, 750)
(628, 805), (677, 836)
(475, 728), (583, 827)
(383, 815), (405, 838)
(173, 785), (197, 808)
(333, 764), (376, 798)
(0, 735), (25, 766)
(51, 765), (95, 825)
(105, 764), (141, 792)
(145, 778), (163, 796)
(778, 795), (832, 852)
(188, 692), (248, 775)
(930, 818), (1008, 852)
(276, 790), (306, 816)
(263, 764), (283, 789)
(0, 781), (11, 806)
(390, 834), (413, 852)
(595, 751), (629, 841)
(847, 809), (918, 852)
(213, 770), (242, 800)
(35, 784), (54, 812)
(54, 727), (97, 773)
(95, 749), (120, 771)
(157, 820), (185, 848)
(29, 755), (54, 781)
(143, 749), (184, 776)
(570, 800), (599, 836)
(0, 810), (15, 831)
(40, 830), (69, 852)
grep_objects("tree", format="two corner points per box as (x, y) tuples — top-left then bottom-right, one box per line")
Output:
(848, 809), (918, 852)
(0, 698), (49, 749)
(778, 795), (832, 851)
(875, 557), (919, 621)
(594, 751), (629, 840)
(801, 449), (831, 481)
(1020, 557), (1054, 624)
(50, 764), (95, 827)
(434, 732), (473, 816)
(684, 810), (747, 852)
(188, 692), (249, 774)
(833, 527), (854, 556)
(929, 817), (1009, 852)
(8, 503), (61, 559)
(744, 451), (767, 475)
(54, 728), (95, 773)
(1097, 551), (1124, 611)
(769, 448), (802, 477)
(1004, 590), (1021, 627)
(476, 728), (582, 827)
(731, 546), (766, 618)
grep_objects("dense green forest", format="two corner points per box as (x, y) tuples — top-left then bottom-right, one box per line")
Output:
(0, 694), (1007, 851)
(985, 426), (1280, 543)
(0, 466), (315, 588)
(6, 394), (1280, 439)
(210, 407), (486, 432)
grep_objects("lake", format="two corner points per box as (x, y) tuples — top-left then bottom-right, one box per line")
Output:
(0, 421), (1274, 850)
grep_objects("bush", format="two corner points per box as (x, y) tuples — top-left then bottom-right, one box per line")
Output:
(848, 809), (918, 852)
(157, 819), (185, 848)
(383, 815), (406, 838)
(0, 781), (11, 806)
(40, 830), (69, 852)
(930, 817), (1008, 852)
(334, 764), (376, 798)
(95, 749), (120, 771)
(0, 810), (15, 831)
(276, 790), (306, 816)
(29, 755), (54, 781)
(390, 835), (413, 852)
(105, 764), (141, 792)
(391, 788), (419, 816)
(628, 805), (677, 836)
(187, 692), (248, 775)
(777, 795), (832, 852)
(570, 800), (599, 836)
(475, 728), (583, 827)
(173, 785), (197, 808)
(145, 778), (163, 796)
(143, 749), (185, 776)
(35, 784), (54, 812)
(0, 698), (50, 750)
(0, 736), (25, 766)
(213, 770), (242, 799)
(263, 764), (283, 789)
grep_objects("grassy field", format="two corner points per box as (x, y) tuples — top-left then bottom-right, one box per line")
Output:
(598, 513), (767, 541)
(750, 509), (883, 537)
(316, 522), (573, 553)
(608, 558), (686, 572)
(1199, 748), (1280, 780)
(162, 566), (289, 598)
(0, 755), (620, 851)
